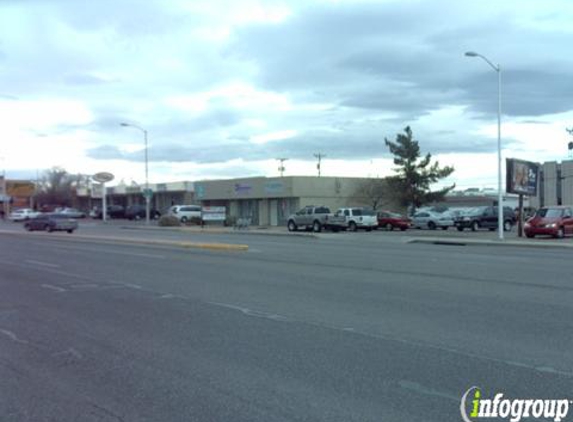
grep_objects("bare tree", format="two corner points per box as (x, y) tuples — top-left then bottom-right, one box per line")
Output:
(36, 167), (82, 208)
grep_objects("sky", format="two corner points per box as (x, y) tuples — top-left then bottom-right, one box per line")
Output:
(1, 0), (573, 190)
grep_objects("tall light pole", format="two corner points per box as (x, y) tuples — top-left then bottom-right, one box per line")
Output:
(465, 51), (504, 240)
(120, 122), (150, 225)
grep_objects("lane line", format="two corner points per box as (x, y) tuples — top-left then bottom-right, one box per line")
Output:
(41, 284), (67, 293)
(0, 328), (29, 344)
(25, 260), (60, 268)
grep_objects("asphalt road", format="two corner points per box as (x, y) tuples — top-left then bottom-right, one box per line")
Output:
(1, 228), (572, 421)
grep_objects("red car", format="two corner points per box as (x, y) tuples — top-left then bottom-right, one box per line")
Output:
(377, 211), (411, 231)
(524, 206), (573, 238)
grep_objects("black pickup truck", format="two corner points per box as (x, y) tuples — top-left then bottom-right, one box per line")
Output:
(454, 206), (516, 232)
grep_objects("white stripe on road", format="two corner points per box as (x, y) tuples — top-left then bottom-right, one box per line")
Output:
(25, 260), (60, 268)
(41, 284), (67, 293)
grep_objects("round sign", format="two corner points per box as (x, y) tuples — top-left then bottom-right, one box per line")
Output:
(93, 172), (115, 183)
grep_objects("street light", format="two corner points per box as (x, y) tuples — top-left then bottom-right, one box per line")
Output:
(465, 51), (504, 240)
(120, 122), (150, 225)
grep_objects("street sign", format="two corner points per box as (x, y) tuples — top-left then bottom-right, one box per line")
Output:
(93, 172), (114, 183)
(142, 188), (153, 199)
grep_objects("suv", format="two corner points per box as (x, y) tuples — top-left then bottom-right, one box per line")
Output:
(125, 204), (161, 220)
(454, 206), (515, 232)
(92, 205), (126, 219)
(168, 205), (202, 223)
(335, 207), (378, 231)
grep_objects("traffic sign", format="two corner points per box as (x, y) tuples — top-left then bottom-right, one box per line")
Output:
(142, 188), (153, 199)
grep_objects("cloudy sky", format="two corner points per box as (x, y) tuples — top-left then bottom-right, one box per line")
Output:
(1, 0), (573, 190)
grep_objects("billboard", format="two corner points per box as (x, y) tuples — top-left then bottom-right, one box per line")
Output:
(506, 158), (539, 196)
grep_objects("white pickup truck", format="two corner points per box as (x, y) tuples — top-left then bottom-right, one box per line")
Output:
(335, 207), (378, 231)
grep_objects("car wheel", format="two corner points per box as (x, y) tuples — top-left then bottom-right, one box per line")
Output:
(312, 220), (322, 233)
(456, 226), (464, 232)
(441, 226), (448, 230)
(428, 221), (436, 230)
(555, 227), (565, 239)
(349, 221), (357, 232)
(503, 220), (512, 232)
(67, 229), (74, 234)
(366, 227), (372, 232)
(47, 225), (54, 233)
(525, 233), (535, 238)
(25, 224), (33, 231)
(385, 223), (394, 231)
(287, 220), (297, 232)
(400, 227), (407, 231)
(180, 216), (188, 223)
(471, 221), (479, 232)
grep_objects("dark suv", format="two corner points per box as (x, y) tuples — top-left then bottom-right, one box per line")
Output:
(125, 204), (161, 220)
(454, 206), (516, 232)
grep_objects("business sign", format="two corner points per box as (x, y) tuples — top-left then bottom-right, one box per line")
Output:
(264, 181), (284, 195)
(93, 172), (114, 183)
(234, 183), (252, 195)
(201, 206), (226, 222)
(91, 184), (104, 199)
(195, 184), (205, 199)
(506, 158), (539, 196)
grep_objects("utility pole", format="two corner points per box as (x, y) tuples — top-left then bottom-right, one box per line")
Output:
(277, 158), (288, 177)
(314, 153), (326, 177)
(567, 128), (573, 158)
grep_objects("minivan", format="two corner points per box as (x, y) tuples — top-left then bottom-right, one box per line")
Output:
(168, 205), (202, 223)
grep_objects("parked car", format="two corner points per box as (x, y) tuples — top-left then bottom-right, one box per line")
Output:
(24, 213), (78, 233)
(8, 208), (40, 221)
(454, 206), (515, 232)
(411, 211), (454, 230)
(377, 211), (411, 231)
(335, 207), (378, 231)
(524, 206), (573, 238)
(168, 205), (202, 223)
(58, 207), (86, 218)
(92, 205), (126, 219)
(125, 204), (161, 220)
(287, 205), (347, 232)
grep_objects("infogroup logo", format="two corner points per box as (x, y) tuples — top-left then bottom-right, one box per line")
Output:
(460, 386), (571, 422)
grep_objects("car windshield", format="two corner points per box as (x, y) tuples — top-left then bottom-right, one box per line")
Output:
(536, 208), (563, 218)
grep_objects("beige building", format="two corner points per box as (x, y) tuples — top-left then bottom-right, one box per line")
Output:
(529, 160), (573, 208)
(195, 176), (375, 226)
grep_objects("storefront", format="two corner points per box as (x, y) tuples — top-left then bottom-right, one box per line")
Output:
(195, 176), (374, 226)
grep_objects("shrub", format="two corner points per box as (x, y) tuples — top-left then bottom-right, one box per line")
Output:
(158, 215), (181, 227)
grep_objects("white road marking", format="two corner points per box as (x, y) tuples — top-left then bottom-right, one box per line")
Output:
(52, 347), (83, 360)
(25, 260), (60, 268)
(41, 284), (67, 293)
(398, 380), (459, 402)
(0, 328), (29, 344)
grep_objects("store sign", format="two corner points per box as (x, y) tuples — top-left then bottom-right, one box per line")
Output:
(202, 206), (226, 221)
(234, 183), (252, 194)
(264, 181), (284, 194)
(93, 172), (114, 183)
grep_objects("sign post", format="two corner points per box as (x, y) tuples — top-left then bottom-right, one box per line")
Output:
(93, 172), (115, 222)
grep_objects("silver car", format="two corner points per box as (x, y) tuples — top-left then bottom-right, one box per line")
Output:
(411, 211), (454, 230)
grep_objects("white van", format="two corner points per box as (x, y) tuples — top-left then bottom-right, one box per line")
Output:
(168, 205), (202, 223)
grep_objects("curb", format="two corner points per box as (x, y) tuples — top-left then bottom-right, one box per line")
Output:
(0, 230), (249, 252)
(406, 237), (573, 249)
